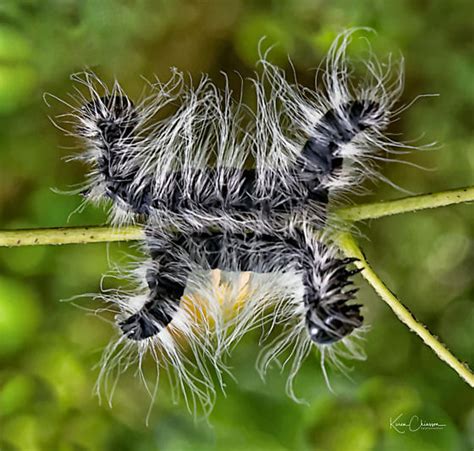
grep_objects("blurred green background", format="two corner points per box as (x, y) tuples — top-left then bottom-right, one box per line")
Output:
(0, 1), (472, 450)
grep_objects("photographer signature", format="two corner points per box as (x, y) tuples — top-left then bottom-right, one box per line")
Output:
(390, 413), (446, 433)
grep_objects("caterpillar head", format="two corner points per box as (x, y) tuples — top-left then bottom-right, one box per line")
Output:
(303, 256), (363, 345)
(306, 300), (363, 345)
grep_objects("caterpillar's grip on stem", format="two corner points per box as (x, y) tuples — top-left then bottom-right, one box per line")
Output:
(0, 186), (472, 247)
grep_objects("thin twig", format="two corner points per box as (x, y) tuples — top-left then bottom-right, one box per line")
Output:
(336, 232), (474, 388)
(0, 226), (143, 247)
(335, 186), (474, 221)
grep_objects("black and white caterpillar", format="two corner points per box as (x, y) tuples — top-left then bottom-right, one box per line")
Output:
(54, 29), (419, 413)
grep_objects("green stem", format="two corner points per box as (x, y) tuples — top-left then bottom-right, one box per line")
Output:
(336, 232), (474, 388)
(335, 186), (474, 221)
(0, 226), (143, 247)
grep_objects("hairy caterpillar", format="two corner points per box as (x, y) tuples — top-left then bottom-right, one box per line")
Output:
(52, 29), (420, 412)
(97, 225), (363, 411)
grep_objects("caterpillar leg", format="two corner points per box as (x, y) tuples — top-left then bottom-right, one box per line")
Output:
(119, 239), (192, 341)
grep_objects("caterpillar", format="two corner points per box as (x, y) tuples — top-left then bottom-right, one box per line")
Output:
(60, 29), (407, 232)
(52, 28), (419, 413)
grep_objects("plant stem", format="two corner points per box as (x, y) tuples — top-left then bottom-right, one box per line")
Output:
(0, 226), (143, 247)
(335, 186), (474, 221)
(336, 232), (474, 388)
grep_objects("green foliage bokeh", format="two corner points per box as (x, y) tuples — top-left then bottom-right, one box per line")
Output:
(0, 1), (472, 450)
